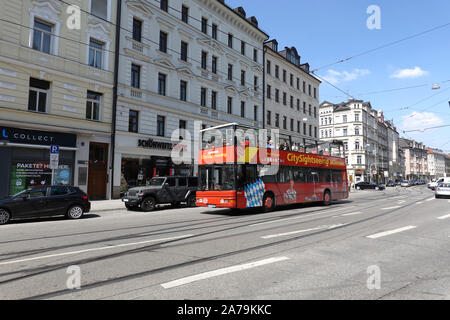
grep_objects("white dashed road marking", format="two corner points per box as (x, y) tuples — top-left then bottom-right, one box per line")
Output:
(161, 256), (290, 289)
(381, 206), (401, 210)
(261, 224), (347, 239)
(366, 226), (417, 239)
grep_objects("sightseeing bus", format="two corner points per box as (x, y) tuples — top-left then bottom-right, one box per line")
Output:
(196, 123), (348, 211)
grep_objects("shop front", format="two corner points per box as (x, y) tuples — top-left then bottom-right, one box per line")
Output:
(113, 134), (194, 198)
(0, 126), (77, 198)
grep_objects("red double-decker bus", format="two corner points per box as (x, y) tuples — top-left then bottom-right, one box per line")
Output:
(196, 124), (348, 211)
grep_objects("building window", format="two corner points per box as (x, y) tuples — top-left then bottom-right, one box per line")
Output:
(267, 110), (271, 125)
(253, 49), (258, 62)
(211, 91), (217, 110)
(132, 18), (142, 42)
(180, 80), (187, 101)
(157, 115), (165, 137)
(241, 41), (245, 55)
(159, 31), (168, 53)
(86, 91), (101, 121)
(212, 56), (218, 74)
(303, 101), (306, 114)
(228, 33), (233, 48)
(129, 110), (139, 133)
(343, 128), (348, 136)
(357, 155), (362, 165)
(355, 113), (360, 122)
(241, 70), (246, 86)
(201, 51), (207, 69)
(314, 127), (317, 138)
(201, 87), (207, 107)
(266, 60), (271, 74)
(201, 17), (208, 34)
(212, 24), (218, 40)
(308, 104), (311, 116)
(297, 121), (301, 133)
(254, 76), (258, 91)
(290, 74), (293, 86)
(355, 141), (360, 150)
(160, 0), (168, 12)
(308, 84), (311, 96)
(283, 116), (287, 130)
(297, 99), (300, 111)
(275, 89), (279, 103)
(240, 101), (245, 118)
(131, 64), (140, 88)
(275, 65), (279, 78)
(88, 38), (104, 69)
(303, 123), (307, 135)
(290, 96), (293, 108)
(303, 81), (306, 93)
(296, 78), (300, 90)
(227, 64), (233, 81)
(343, 115), (347, 123)
(283, 92), (287, 106)
(158, 73), (166, 96)
(32, 20), (52, 54)
(179, 119), (187, 130)
(290, 118), (294, 131)
(355, 127), (360, 135)
(309, 125), (312, 137)
(181, 41), (188, 61)
(254, 105), (258, 121)
(181, 5), (189, 23)
(28, 78), (50, 113)
(227, 97), (233, 114)
(267, 85), (271, 99)
(314, 107), (317, 118)
(283, 70), (286, 82)
(275, 113), (280, 127)
(314, 87), (317, 99)
(91, 0), (108, 19)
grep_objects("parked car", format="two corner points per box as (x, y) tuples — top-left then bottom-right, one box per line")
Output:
(401, 180), (411, 187)
(355, 182), (386, 191)
(122, 176), (198, 212)
(386, 181), (396, 187)
(435, 183), (450, 199)
(0, 186), (90, 225)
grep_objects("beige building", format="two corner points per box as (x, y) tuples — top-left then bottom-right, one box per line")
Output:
(0, 0), (117, 199)
(264, 39), (320, 148)
(399, 138), (429, 181)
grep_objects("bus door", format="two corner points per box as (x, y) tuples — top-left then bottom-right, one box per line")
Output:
(308, 168), (320, 202)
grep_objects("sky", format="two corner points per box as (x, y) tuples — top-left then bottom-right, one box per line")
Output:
(227, 0), (450, 152)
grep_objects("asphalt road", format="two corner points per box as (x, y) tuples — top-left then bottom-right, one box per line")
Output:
(0, 186), (449, 300)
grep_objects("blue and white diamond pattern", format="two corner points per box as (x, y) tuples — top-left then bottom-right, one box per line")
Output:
(244, 179), (266, 208)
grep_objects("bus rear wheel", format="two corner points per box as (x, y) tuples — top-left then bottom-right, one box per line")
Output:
(262, 194), (275, 212)
(322, 191), (331, 206)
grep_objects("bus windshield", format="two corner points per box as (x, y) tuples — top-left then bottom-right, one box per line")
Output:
(200, 165), (235, 191)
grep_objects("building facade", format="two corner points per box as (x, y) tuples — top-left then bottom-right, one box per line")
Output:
(427, 149), (446, 180)
(263, 39), (320, 148)
(0, 0), (117, 199)
(112, 0), (268, 198)
(399, 138), (429, 181)
(319, 100), (387, 184)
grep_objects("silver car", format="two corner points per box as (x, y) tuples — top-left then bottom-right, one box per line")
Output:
(435, 183), (450, 198)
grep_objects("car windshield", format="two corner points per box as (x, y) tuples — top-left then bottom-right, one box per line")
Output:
(147, 178), (166, 186)
(200, 165), (235, 191)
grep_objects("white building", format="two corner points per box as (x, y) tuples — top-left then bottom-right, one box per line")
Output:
(427, 149), (446, 180)
(263, 39), (320, 148)
(319, 100), (393, 184)
(112, 0), (268, 198)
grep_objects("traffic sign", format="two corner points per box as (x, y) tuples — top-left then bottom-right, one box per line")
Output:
(50, 145), (59, 154)
(49, 145), (59, 170)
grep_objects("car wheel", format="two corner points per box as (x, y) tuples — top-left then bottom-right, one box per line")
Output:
(356, 186), (361, 190)
(262, 193), (275, 213)
(0, 209), (11, 225)
(187, 195), (197, 208)
(67, 205), (84, 220)
(141, 196), (156, 212)
(322, 190), (331, 206)
(375, 187), (379, 191)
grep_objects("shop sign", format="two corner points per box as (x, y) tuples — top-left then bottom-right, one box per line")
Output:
(0, 126), (77, 147)
(138, 138), (173, 150)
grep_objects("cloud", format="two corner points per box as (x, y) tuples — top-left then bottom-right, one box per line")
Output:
(390, 66), (429, 79)
(322, 68), (371, 85)
(401, 112), (444, 132)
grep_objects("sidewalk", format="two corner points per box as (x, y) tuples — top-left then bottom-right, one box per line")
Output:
(90, 199), (125, 212)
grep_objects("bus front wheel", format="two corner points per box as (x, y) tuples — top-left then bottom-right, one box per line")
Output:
(263, 194), (275, 212)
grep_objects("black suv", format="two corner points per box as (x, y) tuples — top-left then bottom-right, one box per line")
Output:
(0, 186), (91, 225)
(122, 176), (198, 212)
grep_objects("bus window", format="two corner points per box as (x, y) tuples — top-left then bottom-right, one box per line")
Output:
(319, 168), (331, 183)
(200, 165), (235, 191)
(332, 170), (343, 183)
(306, 168), (319, 183)
(258, 165), (277, 183)
(278, 167), (292, 183)
(237, 164), (258, 188)
(293, 167), (306, 183)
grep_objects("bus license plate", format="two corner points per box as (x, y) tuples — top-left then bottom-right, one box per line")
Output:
(208, 204), (216, 208)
